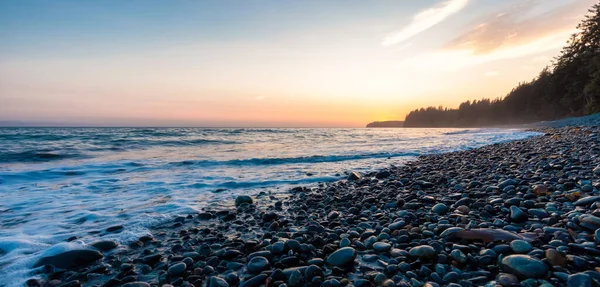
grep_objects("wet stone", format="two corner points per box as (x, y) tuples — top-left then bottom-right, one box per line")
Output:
(326, 247), (356, 266)
(501, 255), (548, 278)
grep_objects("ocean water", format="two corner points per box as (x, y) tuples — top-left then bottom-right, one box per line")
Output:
(0, 127), (541, 284)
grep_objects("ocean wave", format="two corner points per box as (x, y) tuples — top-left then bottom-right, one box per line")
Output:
(0, 151), (83, 163)
(443, 129), (476, 135)
(170, 151), (419, 167)
(110, 138), (237, 147)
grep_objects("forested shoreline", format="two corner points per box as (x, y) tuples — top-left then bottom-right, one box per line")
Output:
(403, 3), (600, 128)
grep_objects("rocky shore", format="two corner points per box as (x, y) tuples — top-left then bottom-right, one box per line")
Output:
(27, 123), (600, 287)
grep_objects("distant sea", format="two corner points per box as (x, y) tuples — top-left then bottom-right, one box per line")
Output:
(0, 127), (541, 283)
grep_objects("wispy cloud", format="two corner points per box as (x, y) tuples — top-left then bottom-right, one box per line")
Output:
(382, 0), (469, 47)
(400, 0), (593, 72)
(444, 0), (592, 53)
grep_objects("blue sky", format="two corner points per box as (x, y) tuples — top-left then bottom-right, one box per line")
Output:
(0, 0), (594, 127)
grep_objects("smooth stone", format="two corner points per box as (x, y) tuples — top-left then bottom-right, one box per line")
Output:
(326, 247), (356, 266)
(432, 203), (449, 215)
(122, 283), (150, 287)
(545, 249), (566, 267)
(373, 242), (392, 252)
(347, 171), (362, 181)
(450, 249), (467, 263)
(33, 249), (103, 269)
(340, 238), (351, 248)
(235, 195), (253, 207)
(510, 240), (532, 254)
(90, 240), (118, 251)
(209, 277), (230, 287)
(388, 220), (405, 230)
(168, 262), (186, 276)
(497, 273), (519, 287)
(240, 274), (268, 287)
(595, 229), (600, 244)
(409, 245), (436, 260)
(288, 270), (304, 287)
(510, 206), (527, 223)
(574, 196), (600, 206)
(567, 273), (592, 287)
(247, 256), (270, 274)
(501, 255), (548, 278)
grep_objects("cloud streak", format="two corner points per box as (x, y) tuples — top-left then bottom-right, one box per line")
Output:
(382, 0), (469, 47)
(444, 0), (593, 53)
(400, 0), (594, 72)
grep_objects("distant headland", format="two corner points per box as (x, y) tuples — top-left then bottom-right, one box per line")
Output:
(366, 121), (404, 128)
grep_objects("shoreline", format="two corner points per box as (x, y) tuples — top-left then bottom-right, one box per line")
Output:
(25, 121), (600, 287)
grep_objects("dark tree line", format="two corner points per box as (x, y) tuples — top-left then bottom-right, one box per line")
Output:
(404, 2), (600, 127)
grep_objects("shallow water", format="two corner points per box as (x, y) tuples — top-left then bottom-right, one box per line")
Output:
(0, 127), (541, 284)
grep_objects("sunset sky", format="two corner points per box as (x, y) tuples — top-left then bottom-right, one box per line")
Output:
(0, 0), (594, 127)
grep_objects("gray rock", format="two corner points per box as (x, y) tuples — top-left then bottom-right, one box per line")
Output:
(574, 196), (600, 206)
(288, 269), (304, 287)
(168, 262), (186, 276)
(326, 247), (356, 266)
(510, 206), (527, 223)
(432, 203), (448, 215)
(409, 245), (436, 260)
(235, 195), (253, 207)
(567, 273), (592, 287)
(501, 255), (548, 278)
(90, 240), (118, 251)
(450, 249), (467, 263)
(122, 283), (151, 287)
(209, 277), (230, 287)
(240, 274), (268, 287)
(497, 273), (519, 287)
(33, 249), (103, 269)
(347, 171), (362, 181)
(510, 240), (532, 254)
(373, 242), (392, 252)
(247, 256), (270, 274)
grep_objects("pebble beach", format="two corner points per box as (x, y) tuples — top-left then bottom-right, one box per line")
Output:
(26, 115), (600, 287)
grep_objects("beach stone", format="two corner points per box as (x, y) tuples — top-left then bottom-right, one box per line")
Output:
(450, 249), (467, 263)
(247, 256), (270, 274)
(373, 242), (392, 252)
(545, 249), (566, 267)
(90, 240), (118, 251)
(595, 229), (600, 244)
(122, 283), (150, 287)
(235, 195), (253, 207)
(340, 237), (351, 247)
(168, 262), (186, 276)
(432, 203), (449, 215)
(501, 255), (548, 278)
(304, 265), (323, 282)
(388, 220), (405, 230)
(499, 179), (518, 189)
(347, 171), (362, 181)
(409, 245), (436, 260)
(567, 273), (592, 287)
(240, 274), (268, 287)
(34, 249), (103, 269)
(510, 206), (527, 223)
(326, 247), (356, 266)
(510, 240), (532, 254)
(574, 196), (600, 206)
(579, 215), (600, 230)
(209, 276), (229, 287)
(288, 269), (304, 287)
(497, 273), (519, 287)
(593, 165), (600, 175)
